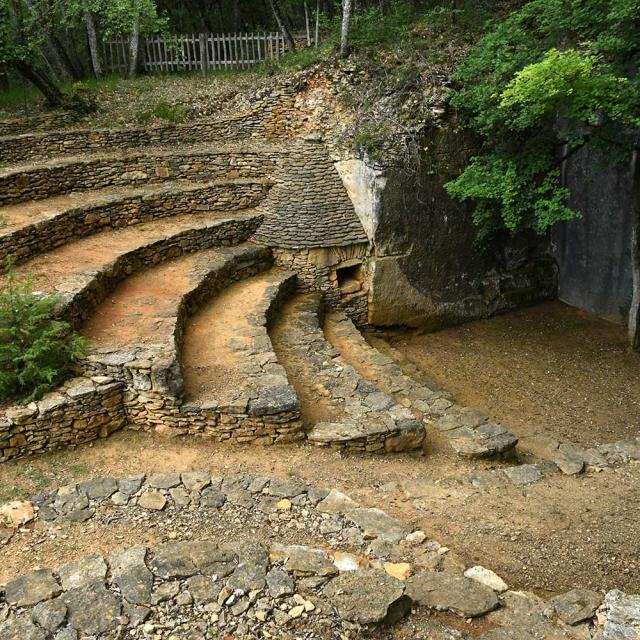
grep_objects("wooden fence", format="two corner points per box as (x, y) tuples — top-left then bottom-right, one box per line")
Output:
(102, 33), (289, 74)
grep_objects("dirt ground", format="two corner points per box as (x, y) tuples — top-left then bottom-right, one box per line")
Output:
(375, 301), (640, 449)
(1, 301), (638, 601)
(1, 429), (638, 599)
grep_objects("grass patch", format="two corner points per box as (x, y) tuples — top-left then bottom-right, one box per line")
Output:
(136, 99), (189, 124)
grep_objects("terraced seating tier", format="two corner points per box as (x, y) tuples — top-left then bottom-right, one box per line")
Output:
(0, 112), (266, 164)
(0, 179), (271, 268)
(1, 212), (262, 329)
(80, 247), (303, 443)
(270, 293), (426, 453)
(325, 311), (519, 459)
(182, 269), (299, 417)
(0, 144), (279, 206)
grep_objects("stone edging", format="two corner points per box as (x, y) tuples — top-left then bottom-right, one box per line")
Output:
(326, 311), (519, 459)
(0, 180), (271, 269)
(1, 473), (637, 639)
(0, 219), (267, 462)
(279, 294), (426, 452)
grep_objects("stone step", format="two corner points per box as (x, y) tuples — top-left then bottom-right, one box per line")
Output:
(181, 269), (300, 427)
(0, 178), (272, 268)
(80, 246), (305, 442)
(1, 211), (263, 330)
(270, 293), (425, 453)
(325, 311), (519, 460)
(0, 142), (282, 206)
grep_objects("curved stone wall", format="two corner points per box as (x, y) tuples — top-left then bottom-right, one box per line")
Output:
(0, 146), (278, 206)
(0, 181), (271, 268)
(80, 247), (304, 445)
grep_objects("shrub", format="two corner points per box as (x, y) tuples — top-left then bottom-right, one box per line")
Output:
(0, 259), (86, 404)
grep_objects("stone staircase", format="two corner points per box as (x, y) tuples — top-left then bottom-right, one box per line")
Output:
(270, 293), (425, 453)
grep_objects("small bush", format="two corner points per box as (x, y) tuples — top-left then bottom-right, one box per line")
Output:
(0, 259), (86, 404)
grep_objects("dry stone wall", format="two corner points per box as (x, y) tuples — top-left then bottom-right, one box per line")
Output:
(0, 377), (125, 462)
(56, 215), (263, 329)
(0, 181), (271, 267)
(0, 114), (265, 165)
(0, 147), (278, 205)
(0, 111), (78, 137)
(0, 84), (299, 164)
(80, 246), (304, 445)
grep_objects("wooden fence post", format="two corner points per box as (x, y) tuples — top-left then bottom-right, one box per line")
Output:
(199, 33), (207, 74)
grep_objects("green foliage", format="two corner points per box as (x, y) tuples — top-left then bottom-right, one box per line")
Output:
(446, 0), (640, 240)
(499, 49), (639, 132)
(0, 259), (86, 404)
(136, 99), (187, 123)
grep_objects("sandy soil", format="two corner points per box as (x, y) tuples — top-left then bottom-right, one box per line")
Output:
(1, 212), (225, 291)
(1, 429), (638, 598)
(375, 301), (640, 449)
(182, 271), (274, 402)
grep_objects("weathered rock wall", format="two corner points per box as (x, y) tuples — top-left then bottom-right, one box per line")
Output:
(553, 143), (636, 325)
(338, 126), (557, 328)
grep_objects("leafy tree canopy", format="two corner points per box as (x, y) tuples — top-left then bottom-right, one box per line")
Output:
(445, 0), (640, 241)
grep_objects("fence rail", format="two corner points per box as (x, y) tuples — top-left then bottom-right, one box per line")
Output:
(102, 32), (289, 74)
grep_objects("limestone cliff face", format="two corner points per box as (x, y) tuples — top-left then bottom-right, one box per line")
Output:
(334, 124), (557, 328)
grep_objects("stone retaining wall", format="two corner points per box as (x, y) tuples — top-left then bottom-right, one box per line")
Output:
(0, 181), (270, 268)
(0, 148), (277, 206)
(0, 114), (264, 165)
(0, 377), (125, 462)
(57, 215), (262, 329)
(0, 83), (299, 164)
(0, 111), (78, 137)
(80, 247), (304, 444)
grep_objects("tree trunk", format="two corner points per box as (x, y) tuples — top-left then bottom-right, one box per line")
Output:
(340, 0), (353, 58)
(629, 149), (640, 351)
(13, 60), (65, 107)
(304, 1), (311, 46)
(128, 12), (141, 77)
(51, 34), (84, 81)
(268, 0), (296, 52)
(233, 0), (240, 31)
(315, 0), (320, 46)
(83, 8), (103, 80)
(23, 0), (76, 82)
